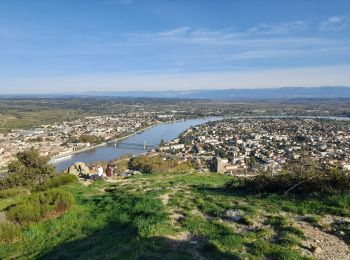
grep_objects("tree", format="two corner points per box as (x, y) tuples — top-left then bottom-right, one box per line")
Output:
(1, 148), (55, 189)
(79, 134), (104, 144)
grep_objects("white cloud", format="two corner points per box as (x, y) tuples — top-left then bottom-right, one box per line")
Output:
(124, 26), (330, 47)
(158, 27), (190, 37)
(320, 16), (347, 31)
(247, 21), (308, 35)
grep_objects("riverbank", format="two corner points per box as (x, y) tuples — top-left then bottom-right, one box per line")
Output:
(50, 116), (217, 164)
(49, 122), (161, 163)
(53, 117), (221, 171)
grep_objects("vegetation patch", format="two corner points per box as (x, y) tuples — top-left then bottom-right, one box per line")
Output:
(0, 148), (55, 189)
(0, 187), (30, 198)
(129, 155), (194, 174)
(0, 222), (21, 243)
(34, 174), (78, 191)
(225, 168), (350, 196)
(7, 189), (75, 225)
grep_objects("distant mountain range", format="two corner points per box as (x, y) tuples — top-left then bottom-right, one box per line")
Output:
(85, 86), (350, 100)
(2, 86), (350, 100)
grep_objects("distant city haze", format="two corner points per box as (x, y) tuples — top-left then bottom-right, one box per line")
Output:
(0, 0), (350, 93)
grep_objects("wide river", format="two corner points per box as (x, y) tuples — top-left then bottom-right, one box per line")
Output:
(53, 117), (221, 171)
(53, 115), (350, 171)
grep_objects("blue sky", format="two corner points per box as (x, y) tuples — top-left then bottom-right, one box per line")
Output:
(0, 0), (350, 93)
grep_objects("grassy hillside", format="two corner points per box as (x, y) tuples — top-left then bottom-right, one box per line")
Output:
(1, 173), (349, 259)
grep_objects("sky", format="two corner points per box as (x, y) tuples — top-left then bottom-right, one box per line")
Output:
(0, 0), (350, 93)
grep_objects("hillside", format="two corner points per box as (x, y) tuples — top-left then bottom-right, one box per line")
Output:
(1, 172), (349, 259)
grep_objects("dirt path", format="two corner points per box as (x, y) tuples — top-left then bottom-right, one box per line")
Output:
(294, 220), (350, 260)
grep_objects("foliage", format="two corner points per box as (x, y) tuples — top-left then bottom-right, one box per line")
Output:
(0, 148), (55, 189)
(225, 165), (350, 196)
(34, 174), (78, 191)
(114, 160), (129, 173)
(6, 189), (75, 225)
(0, 187), (30, 198)
(78, 134), (105, 144)
(0, 223), (21, 243)
(0, 172), (347, 259)
(128, 155), (194, 173)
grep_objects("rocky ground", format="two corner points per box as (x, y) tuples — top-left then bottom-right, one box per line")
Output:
(85, 173), (350, 259)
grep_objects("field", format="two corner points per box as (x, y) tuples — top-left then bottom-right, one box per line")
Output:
(1, 97), (350, 133)
(0, 109), (79, 133)
(1, 172), (349, 259)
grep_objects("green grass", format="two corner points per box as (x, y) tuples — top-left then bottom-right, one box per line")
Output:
(0, 187), (30, 198)
(0, 109), (79, 133)
(1, 172), (347, 259)
(0, 222), (21, 243)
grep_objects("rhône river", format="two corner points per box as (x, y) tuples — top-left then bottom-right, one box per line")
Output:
(53, 115), (350, 171)
(53, 117), (221, 171)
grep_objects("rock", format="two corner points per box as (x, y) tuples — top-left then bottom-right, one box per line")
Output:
(0, 211), (8, 223)
(68, 162), (90, 176)
(311, 245), (323, 254)
(301, 241), (311, 248)
(224, 210), (244, 222)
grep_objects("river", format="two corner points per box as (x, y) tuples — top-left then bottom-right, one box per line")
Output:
(53, 117), (221, 171)
(53, 115), (350, 171)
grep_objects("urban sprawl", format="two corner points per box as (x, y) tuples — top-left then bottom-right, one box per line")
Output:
(1, 116), (350, 174)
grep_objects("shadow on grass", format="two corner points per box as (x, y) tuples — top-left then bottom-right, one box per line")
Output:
(37, 187), (238, 260)
(38, 222), (237, 260)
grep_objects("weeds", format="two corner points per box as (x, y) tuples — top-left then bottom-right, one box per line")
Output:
(0, 222), (21, 243)
(0, 187), (30, 198)
(34, 174), (78, 191)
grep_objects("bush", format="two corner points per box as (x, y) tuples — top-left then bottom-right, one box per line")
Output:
(0, 148), (55, 189)
(34, 174), (78, 191)
(129, 155), (194, 174)
(0, 222), (21, 243)
(0, 187), (30, 198)
(7, 189), (75, 225)
(79, 134), (105, 144)
(225, 168), (350, 196)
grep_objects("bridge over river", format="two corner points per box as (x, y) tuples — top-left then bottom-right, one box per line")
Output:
(53, 117), (222, 171)
(109, 141), (157, 150)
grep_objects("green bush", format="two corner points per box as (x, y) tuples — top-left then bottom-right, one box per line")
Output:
(0, 222), (21, 243)
(225, 168), (350, 196)
(7, 189), (75, 225)
(129, 155), (194, 174)
(34, 174), (78, 191)
(0, 187), (30, 198)
(79, 134), (105, 144)
(0, 148), (55, 189)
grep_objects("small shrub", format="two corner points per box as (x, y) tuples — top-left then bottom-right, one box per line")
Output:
(128, 155), (194, 174)
(7, 189), (75, 225)
(0, 187), (30, 198)
(0, 222), (21, 243)
(225, 168), (350, 196)
(303, 215), (321, 225)
(34, 174), (78, 191)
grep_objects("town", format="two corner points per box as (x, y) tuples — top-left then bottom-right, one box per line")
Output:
(158, 118), (350, 174)
(0, 113), (164, 169)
